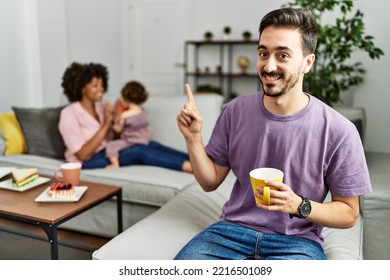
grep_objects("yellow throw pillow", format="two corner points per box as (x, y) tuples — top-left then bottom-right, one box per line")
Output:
(0, 112), (27, 155)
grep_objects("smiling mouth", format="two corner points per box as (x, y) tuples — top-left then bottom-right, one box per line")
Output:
(264, 75), (280, 81)
(261, 71), (283, 82)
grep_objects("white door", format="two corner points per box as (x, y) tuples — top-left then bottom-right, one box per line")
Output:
(122, 0), (187, 96)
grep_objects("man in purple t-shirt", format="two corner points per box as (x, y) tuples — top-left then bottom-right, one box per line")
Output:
(175, 7), (371, 260)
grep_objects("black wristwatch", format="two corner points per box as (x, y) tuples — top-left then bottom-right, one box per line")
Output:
(289, 195), (311, 219)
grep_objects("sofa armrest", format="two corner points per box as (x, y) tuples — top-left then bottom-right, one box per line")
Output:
(334, 107), (366, 145)
(362, 151), (390, 259)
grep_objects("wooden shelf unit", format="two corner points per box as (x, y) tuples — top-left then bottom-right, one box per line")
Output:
(184, 40), (260, 100)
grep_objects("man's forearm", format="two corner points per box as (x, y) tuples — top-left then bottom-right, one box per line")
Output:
(306, 197), (360, 229)
(186, 135), (228, 192)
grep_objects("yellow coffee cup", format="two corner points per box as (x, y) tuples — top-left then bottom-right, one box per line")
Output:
(249, 167), (284, 205)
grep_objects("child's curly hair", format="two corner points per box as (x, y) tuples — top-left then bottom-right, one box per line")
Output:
(121, 81), (149, 105)
(61, 62), (109, 102)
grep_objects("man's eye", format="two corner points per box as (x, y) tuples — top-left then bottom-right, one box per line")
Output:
(280, 54), (289, 59)
(258, 52), (268, 58)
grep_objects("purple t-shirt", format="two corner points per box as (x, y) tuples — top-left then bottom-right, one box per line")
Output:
(205, 92), (371, 245)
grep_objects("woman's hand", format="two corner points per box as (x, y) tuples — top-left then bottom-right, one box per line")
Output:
(103, 101), (113, 129)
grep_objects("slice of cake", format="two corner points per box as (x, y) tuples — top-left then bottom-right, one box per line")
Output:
(48, 182), (76, 199)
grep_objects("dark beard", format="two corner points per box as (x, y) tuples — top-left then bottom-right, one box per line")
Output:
(261, 71), (299, 98)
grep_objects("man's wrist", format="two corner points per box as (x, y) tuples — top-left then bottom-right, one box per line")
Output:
(289, 195), (311, 219)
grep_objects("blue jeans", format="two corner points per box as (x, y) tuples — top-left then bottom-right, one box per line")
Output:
(174, 221), (326, 260)
(82, 140), (189, 170)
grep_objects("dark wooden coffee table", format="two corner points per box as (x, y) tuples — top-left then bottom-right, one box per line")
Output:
(0, 175), (122, 260)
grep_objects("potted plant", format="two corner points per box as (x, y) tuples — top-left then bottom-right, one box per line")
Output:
(196, 84), (222, 95)
(284, 0), (384, 106)
(223, 26), (232, 39)
(204, 31), (213, 41)
(242, 30), (252, 41)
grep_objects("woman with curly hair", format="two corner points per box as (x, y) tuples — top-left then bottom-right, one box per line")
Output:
(59, 62), (192, 172)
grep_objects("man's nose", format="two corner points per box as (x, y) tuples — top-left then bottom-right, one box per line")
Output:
(263, 57), (278, 73)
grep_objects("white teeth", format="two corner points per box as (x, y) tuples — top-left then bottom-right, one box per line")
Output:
(264, 76), (279, 81)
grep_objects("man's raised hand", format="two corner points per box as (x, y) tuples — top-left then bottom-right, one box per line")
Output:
(177, 83), (203, 140)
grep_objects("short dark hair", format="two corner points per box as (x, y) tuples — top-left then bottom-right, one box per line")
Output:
(121, 81), (148, 105)
(259, 7), (317, 55)
(61, 62), (109, 102)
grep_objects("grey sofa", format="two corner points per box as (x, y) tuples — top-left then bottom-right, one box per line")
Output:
(92, 106), (390, 260)
(1, 95), (389, 259)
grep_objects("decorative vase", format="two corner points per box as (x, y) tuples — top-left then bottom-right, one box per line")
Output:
(237, 56), (250, 74)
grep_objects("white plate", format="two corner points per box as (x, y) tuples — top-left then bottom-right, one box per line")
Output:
(0, 176), (50, 192)
(35, 186), (88, 203)
(0, 167), (17, 180)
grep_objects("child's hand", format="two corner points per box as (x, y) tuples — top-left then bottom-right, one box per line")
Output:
(114, 98), (128, 112)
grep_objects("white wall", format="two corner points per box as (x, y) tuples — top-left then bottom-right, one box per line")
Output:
(35, 0), (123, 105)
(65, 0), (122, 98)
(0, 0), (42, 109)
(0, 0), (389, 153)
(36, 0), (68, 106)
(351, 0), (390, 154)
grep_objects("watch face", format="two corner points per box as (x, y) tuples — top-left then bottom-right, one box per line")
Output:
(300, 198), (312, 217)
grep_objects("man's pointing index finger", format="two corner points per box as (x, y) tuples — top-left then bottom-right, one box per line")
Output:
(185, 83), (195, 105)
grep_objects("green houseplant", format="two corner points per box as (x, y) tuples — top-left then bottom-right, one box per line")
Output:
(223, 26), (232, 40)
(242, 30), (252, 41)
(204, 31), (213, 41)
(284, 0), (384, 106)
(223, 26), (232, 35)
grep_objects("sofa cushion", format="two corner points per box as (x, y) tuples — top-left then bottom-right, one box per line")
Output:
(12, 106), (66, 159)
(322, 216), (363, 259)
(92, 173), (235, 260)
(0, 112), (27, 155)
(0, 130), (4, 155)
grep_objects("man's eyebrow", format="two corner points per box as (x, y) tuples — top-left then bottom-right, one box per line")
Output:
(257, 45), (292, 52)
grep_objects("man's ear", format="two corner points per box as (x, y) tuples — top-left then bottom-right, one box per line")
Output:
(303, 53), (315, 74)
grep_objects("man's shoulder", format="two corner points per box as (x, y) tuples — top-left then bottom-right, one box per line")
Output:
(312, 97), (351, 121)
(311, 97), (357, 133)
